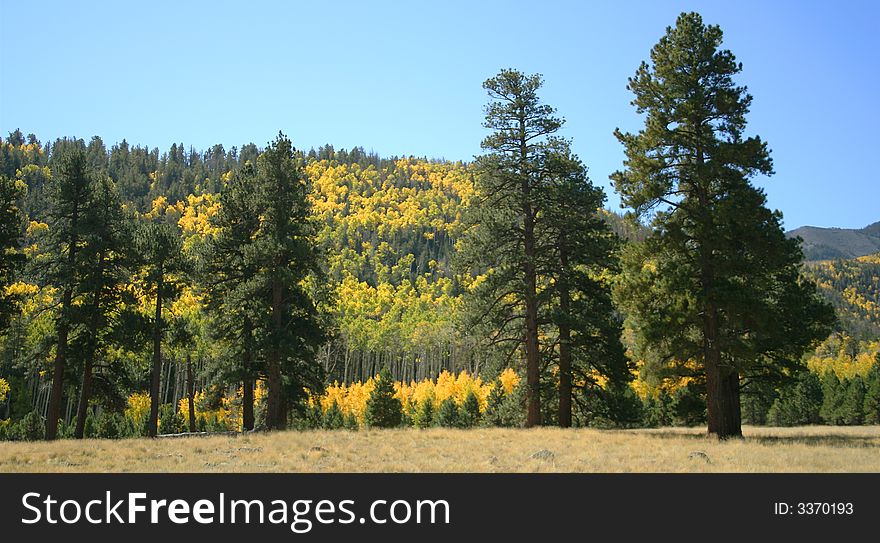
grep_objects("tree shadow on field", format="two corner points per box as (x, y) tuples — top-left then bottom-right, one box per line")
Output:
(745, 434), (880, 448)
(630, 429), (880, 448)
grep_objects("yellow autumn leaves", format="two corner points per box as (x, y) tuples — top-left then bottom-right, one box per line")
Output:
(807, 337), (880, 380)
(144, 193), (221, 239)
(313, 368), (519, 425)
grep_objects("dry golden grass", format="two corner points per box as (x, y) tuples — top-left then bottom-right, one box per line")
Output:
(1, 425), (878, 473)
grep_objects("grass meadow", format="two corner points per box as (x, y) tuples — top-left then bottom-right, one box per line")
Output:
(1, 426), (878, 473)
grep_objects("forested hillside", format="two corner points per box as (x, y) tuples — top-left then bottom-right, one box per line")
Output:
(803, 254), (880, 339)
(786, 223), (880, 261)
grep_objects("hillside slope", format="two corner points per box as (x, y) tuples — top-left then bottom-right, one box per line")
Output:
(802, 253), (880, 339)
(786, 222), (880, 261)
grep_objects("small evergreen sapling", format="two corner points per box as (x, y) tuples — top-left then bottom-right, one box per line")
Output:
(414, 397), (435, 429)
(364, 367), (402, 428)
(437, 397), (460, 428)
(460, 390), (481, 428)
(322, 400), (345, 430)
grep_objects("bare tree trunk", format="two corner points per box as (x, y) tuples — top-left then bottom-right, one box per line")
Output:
(557, 239), (573, 428)
(186, 353), (196, 432)
(148, 267), (164, 438)
(704, 305), (742, 439)
(46, 285), (73, 440)
(265, 278), (284, 430)
(242, 379), (254, 431)
(74, 356), (94, 439)
(73, 274), (104, 439)
(523, 203), (541, 427)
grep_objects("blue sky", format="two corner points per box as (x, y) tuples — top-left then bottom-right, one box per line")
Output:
(1, 0), (877, 229)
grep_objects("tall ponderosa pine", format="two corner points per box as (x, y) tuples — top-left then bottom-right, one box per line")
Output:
(541, 150), (630, 427)
(203, 163), (263, 431)
(462, 69), (563, 427)
(251, 133), (327, 430)
(612, 12), (834, 438)
(72, 176), (130, 438)
(138, 219), (184, 437)
(463, 69), (627, 427)
(44, 147), (93, 440)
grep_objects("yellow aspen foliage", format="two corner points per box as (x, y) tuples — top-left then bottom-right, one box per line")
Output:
(0, 378), (9, 402)
(498, 367), (520, 394)
(312, 371), (497, 422)
(124, 392), (152, 427)
(806, 336), (879, 379)
(631, 359), (701, 399)
(25, 220), (48, 237)
(4, 281), (39, 298)
(177, 193), (220, 237)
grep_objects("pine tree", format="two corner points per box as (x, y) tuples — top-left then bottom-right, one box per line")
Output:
(414, 397), (435, 429)
(72, 176), (131, 439)
(839, 376), (865, 425)
(364, 367), (402, 428)
(820, 372), (845, 425)
(767, 371), (822, 426)
(0, 174), (25, 331)
(203, 163), (262, 430)
(483, 382), (506, 427)
(612, 12), (835, 438)
(137, 219), (185, 437)
(541, 149), (630, 426)
(460, 390), (481, 427)
(322, 400), (345, 430)
(437, 397), (460, 428)
(251, 133), (328, 430)
(863, 357), (880, 424)
(460, 69), (563, 427)
(44, 147), (93, 440)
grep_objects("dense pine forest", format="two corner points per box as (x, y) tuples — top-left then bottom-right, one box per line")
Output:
(1, 13), (878, 442)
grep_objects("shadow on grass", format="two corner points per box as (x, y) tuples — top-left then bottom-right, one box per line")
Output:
(745, 435), (879, 448)
(628, 429), (880, 448)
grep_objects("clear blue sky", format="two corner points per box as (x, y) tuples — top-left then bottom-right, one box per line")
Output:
(1, 0), (877, 229)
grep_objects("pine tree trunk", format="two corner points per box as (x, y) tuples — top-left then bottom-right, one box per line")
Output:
(242, 378), (254, 431)
(558, 330), (573, 428)
(706, 362), (743, 439)
(73, 357), (93, 439)
(148, 267), (163, 437)
(704, 307), (742, 439)
(265, 278), (284, 430)
(516, 102), (542, 428)
(523, 180), (541, 428)
(45, 285), (72, 440)
(186, 353), (196, 433)
(75, 278), (102, 440)
(241, 317), (255, 431)
(557, 239), (573, 428)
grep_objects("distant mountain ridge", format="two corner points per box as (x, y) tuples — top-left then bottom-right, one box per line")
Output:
(786, 221), (880, 261)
